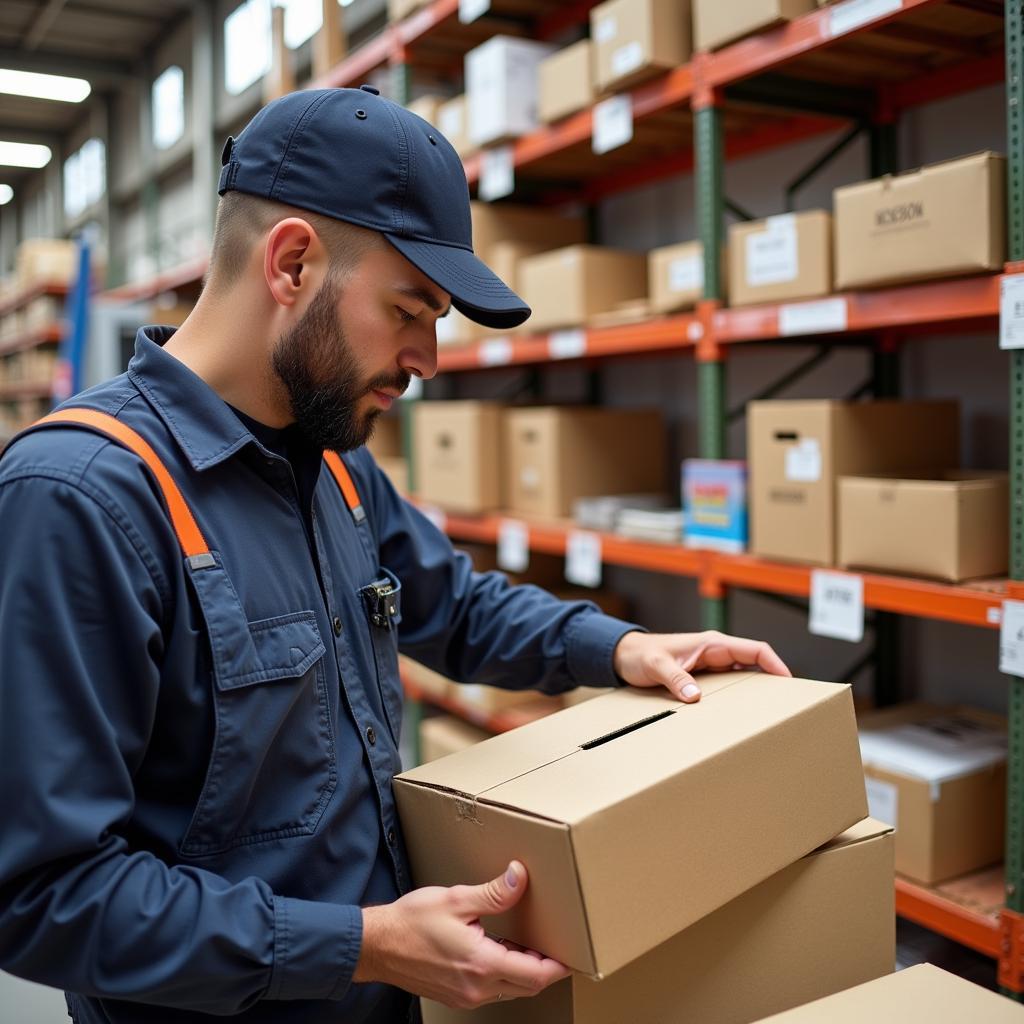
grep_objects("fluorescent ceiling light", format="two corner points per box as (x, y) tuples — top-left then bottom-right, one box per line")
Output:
(0, 141), (51, 168)
(0, 68), (90, 103)
(0, 185), (12, 205)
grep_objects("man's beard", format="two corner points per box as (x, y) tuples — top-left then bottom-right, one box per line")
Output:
(272, 277), (410, 452)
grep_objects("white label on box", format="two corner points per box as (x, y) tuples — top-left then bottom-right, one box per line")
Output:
(746, 219), (799, 287)
(828, 0), (902, 39)
(566, 530), (602, 588)
(1000, 274), (1024, 349)
(611, 41), (644, 78)
(1000, 600), (1024, 676)
(520, 465), (540, 491)
(809, 570), (865, 643)
(669, 255), (704, 293)
(548, 329), (587, 360)
(595, 16), (617, 43)
(989, 605), (1004, 625)
(784, 438), (821, 483)
(865, 776), (899, 829)
(779, 298), (848, 336)
(479, 337), (513, 366)
(592, 94), (633, 155)
(459, 0), (490, 24)
(497, 519), (530, 573)
(419, 503), (448, 534)
(479, 145), (515, 202)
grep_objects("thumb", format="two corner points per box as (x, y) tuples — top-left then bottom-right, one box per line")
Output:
(461, 861), (527, 918)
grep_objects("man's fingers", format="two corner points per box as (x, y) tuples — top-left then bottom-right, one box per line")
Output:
(643, 649), (701, 702)
(490, 943), (572, 991)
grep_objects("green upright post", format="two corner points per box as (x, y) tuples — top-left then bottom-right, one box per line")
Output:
(695, 99), (728, 632)
(1005, 0), (1024, 999)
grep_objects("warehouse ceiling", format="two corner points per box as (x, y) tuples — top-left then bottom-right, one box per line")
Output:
(0, 0), (193, 181)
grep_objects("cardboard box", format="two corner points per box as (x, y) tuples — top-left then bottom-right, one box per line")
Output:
(367, 414), (403, 460)
(420, 715), (491, 763)
(752, 964), (1024, 1023)
(486, 240), (560, 296)
(423, 818), (894, 1024)
(858, 703), (1006, 884)
(437, 95), (474, 159)
(518, 246), (648, 331)
(414, 401), (503, 513)
(435, 309), (483, 348)
(388, 0), (427, 23)
(466, 36), (555, 147)
(376, 455), (409, 495)
(683, 459), (748, 553)
(694, 0), (815, 51)
(16, 238), (79, 287)
(395, 672), (868, 977)
(591, 0), (692, 93)
(539, 40), (594, 124)
(838, 472), (1008, 582)
(406, 95), (446, 127)
(648, 240), (707, 312)
(747, 400), (960, 566)
(834, 151), (1006, 290)
(728, 210), (832, 307)
(504, 406), (666, 519)
(470, 202), (586, 266)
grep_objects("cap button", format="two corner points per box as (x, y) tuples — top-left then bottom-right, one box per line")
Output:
(359, 84), (380, 95)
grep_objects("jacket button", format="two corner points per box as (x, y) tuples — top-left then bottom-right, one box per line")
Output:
(366, 725), (376, 746)
(332, 616), (343, 637)
(387, 827), (397, 846)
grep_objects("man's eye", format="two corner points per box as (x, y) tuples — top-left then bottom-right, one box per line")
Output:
(396, 307), (417, 323)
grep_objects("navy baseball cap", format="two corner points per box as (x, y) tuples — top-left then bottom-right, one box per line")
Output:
(218, 86), (530, 330)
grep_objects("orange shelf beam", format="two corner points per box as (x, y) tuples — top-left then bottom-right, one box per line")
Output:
(0, 324), (64, 357)
(0, 282), (69, 319)
(895, 877), (1002, 959)
(104, 257), (209, 302)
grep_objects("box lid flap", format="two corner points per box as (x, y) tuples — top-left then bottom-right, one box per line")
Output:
(810, 817), (893, 855)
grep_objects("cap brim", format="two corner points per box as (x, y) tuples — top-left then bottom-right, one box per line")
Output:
(385, 235), (531, 330)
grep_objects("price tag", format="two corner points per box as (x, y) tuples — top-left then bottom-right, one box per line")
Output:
(479, 145), (514, 202)
(1000, 600), (1024, 676)
(778, 298), (848, 337)
(565, 530), (602, 588)
(827, 0), (901, 38)
(459, 0), (490, 23)
(809, 570), (864, 643)
(548, 329), (587, 360)
(1000, 275), (1024, 349)
(592, 94), (633, 155)
(784, 438), (821, 482)
(419, 503), (447, 534)
(479, 337), (513, 366)
(497, 519), (530, 573)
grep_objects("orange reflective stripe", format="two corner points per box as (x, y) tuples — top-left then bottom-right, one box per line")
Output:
(29, 409), (210, 559)
(322, 449), (363, 519)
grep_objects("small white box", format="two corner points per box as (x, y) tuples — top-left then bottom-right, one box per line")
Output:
(466, 36), (556, 147)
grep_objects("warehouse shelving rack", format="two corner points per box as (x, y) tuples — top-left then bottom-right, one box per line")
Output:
(94, 0), (1021, 993)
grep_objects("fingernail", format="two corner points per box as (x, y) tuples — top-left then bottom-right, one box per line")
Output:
(505, 863), (519, 888)
(682, 683), (701, 700)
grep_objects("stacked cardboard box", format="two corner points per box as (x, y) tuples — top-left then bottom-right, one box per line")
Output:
(590, 0), (692, 93)
(694, 0), (816, 51)
(366, 414), (408, 496)
(419, 715), (491, 763)
(538, 41), (594, 124)
(15, 239), (79, 288)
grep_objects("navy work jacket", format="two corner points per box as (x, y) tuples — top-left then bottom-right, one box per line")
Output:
(0, 327), (635, 1023)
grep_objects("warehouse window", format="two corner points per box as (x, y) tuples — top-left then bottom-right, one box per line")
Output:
(63, 138), (105, 219)
(225, 0), (272, 95)
(153, 66), (185, 150)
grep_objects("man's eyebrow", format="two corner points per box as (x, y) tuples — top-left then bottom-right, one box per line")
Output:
(397, 285), (451, 318)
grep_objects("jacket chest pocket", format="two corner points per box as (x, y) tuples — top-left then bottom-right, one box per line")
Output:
(180, 557), (335, 858)
(361, 567), (404, 747)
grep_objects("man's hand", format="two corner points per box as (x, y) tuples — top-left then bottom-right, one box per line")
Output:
(613, 630), (791, 704)
(353, 860), (569, 1009)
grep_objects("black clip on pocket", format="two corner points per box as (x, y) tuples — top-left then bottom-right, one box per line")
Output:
(361, 576), (398, 631)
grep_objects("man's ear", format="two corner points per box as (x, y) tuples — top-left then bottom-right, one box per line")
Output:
(264, 218), (329, 306)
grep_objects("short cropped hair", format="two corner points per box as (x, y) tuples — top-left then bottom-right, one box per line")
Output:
(205, 191), (384, 291)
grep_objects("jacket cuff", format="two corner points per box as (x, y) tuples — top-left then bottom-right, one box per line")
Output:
(267, 896), (362, 1002)
(565, 612), (646, 689)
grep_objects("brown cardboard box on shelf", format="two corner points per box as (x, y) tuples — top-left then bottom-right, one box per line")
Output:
(406, 94), (446, 126)
(747, 400), (960, 566)
(22, 296), (62, 331)
(376, 456), (409, 495)
(419, 715), (491, 763)
(470, 202), (586, 265)
(414, 401), (503, 514)
(694, 0), (815, 51)
(649, 240), (708, 312)
(858, 703), (1006, 885)
(833, 151), (1006, 290)
(437, 95), (474, 159)
(752, 964), (1024, 1023)
(538, 40), (594, 124)
(838, 472), (1008, 582)
(16, 239), (79, 287)
(486, 240), (558, 296)
(504, 406), (666, 519)
(518, 246), (648, 331)
(423, 818), (893, 1024)
(591, 0), (692, 94)
(728, 210), (832, 307)
(367, 413), (403, 460)
(395, 672), (868, 977)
